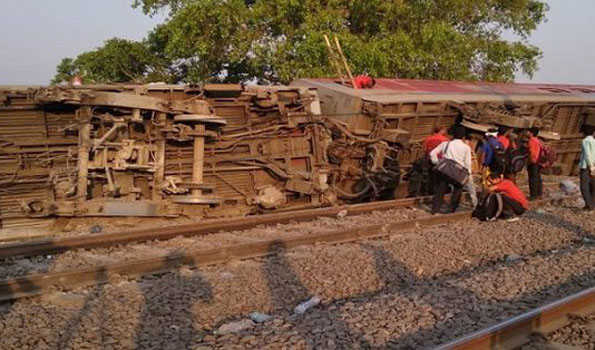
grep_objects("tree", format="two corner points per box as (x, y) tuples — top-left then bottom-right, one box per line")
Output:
(54, 0), (549, 84)
(51, 38), (175, 85)
(51, 58), (77, 85)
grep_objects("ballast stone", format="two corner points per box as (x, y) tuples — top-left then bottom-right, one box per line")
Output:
(215, 319), (255, 334)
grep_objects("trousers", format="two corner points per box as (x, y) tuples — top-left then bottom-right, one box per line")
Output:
(424, 157), (437, 195)
(432, 176), (463, 213)
(501, 195), (527, 218)
(463, 180), (478, 208)
(476, 194), (526, 220)
(527, 163), (543, 199)
(580, 169), (595, 209)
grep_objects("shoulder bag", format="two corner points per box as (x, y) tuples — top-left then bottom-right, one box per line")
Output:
(433, 142), (470, 185)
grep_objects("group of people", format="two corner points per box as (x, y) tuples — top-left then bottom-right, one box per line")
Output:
(419, 123), (595, 221)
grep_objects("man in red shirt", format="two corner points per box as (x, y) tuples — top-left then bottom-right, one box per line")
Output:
(487, 172), (529, 219)
(526, 127), (543, 200)
(353, 75), (376, 89)
(497, 126), (512, 150)
(423, 126), (450, 195)
(423, 126), (449, 155)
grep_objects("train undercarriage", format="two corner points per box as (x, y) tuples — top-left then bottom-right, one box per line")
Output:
(1, 80), (594, 229)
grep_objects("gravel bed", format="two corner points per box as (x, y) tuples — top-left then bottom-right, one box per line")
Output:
(0, 206), (425, 279)
(523, 313), (595, 349)
(0, 197), (592, 349)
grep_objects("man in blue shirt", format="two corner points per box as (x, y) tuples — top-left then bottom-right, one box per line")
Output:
(480, 129), (504, 173)
(579, 130), (595, 211)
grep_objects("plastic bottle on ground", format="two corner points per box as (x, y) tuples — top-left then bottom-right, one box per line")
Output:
(294, 296), (321, 314)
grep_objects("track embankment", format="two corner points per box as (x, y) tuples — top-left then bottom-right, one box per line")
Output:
(0, 195), (575, 302)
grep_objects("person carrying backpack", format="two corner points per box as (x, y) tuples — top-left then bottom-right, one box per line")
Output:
(480, 129), (505, 173)
(500, 130), (529, 183)
(422, 126), (450, 195)
(473, 171), (528, 221)
(504, 142), (528, 183)
(526, 127), (543, 200)
(430, 126), (472, 214)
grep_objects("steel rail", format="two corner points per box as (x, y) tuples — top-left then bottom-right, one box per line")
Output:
(435, 286), (595, 350)
(0, 182), (559, 259)
(0, 196), (435, 259)
(0, 211), (469, 302)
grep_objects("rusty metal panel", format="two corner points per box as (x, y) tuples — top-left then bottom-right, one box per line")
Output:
(103, 201), (159, 216)
(585, 110), (595, 127)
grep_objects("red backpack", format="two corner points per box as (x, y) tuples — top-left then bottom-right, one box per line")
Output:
(538, 141), (557, 169)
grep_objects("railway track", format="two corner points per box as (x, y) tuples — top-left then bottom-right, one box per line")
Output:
(436, 286), (595, 350)
(0, 182), (561, 260)
(0, 196), (435, 259)
(0, 194), (572, 302)
(0, 211), (468, 302)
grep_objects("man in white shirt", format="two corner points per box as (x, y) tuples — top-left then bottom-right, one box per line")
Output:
(463, 136), (478, 208)
(579, 130), (595, 211)
(429, 126), (472, 214)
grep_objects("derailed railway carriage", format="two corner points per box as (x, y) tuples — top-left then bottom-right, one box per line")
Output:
(0, 79), (594, 228)
(293, 78), (595, 175)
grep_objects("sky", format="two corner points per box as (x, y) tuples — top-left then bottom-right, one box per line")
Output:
(513, 0), (595, 84)
(0, 0), (164, 85)
(0, 0), (593, 85)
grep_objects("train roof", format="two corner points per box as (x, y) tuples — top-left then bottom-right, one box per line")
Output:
(4, 79), (595, 105)
(295, 78), (595, 95)
(292, 78), (595, 106)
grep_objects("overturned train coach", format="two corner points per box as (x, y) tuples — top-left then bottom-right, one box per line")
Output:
(1, 79), (594, 228)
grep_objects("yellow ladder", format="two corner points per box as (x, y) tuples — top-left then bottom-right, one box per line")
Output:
(324, 35), (357, 88)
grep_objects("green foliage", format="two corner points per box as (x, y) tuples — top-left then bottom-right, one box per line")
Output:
(51, 58), (76, 85)
(54, 0), (549, 84)
(51, 38), (174, 85)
